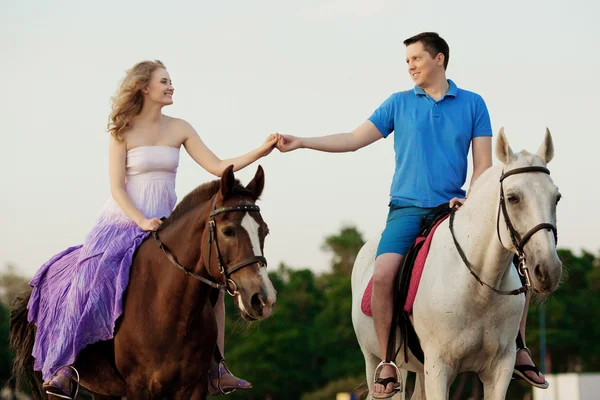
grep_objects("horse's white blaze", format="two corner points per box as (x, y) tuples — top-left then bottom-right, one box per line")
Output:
(241, 213), (276, 304)
(241, 213), (263, 257)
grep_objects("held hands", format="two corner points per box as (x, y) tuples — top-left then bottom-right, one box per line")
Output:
(258, 132), (303, 157)
(138, 217), (163, 231)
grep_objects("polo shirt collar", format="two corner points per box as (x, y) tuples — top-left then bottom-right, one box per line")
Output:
(413, 79), (458, 98)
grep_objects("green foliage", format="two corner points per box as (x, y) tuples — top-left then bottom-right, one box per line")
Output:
(321, 225), (365, 278)
(0, 303), (12, 384)
(526, 249), (600, 373)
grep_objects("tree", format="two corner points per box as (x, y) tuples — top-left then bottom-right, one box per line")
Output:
(222, 264), (326, 400)
(526, 249), (600, 373)
(0, 303), (12, 386)
(321, 226), (365, 278)
(0, 264), (31, 307)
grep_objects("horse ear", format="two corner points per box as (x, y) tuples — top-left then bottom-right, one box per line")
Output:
(536, 127), (555, 164)
(220, 165), (235, 199)
(495, 127), (515, 164)
(246, 165), (265, 201)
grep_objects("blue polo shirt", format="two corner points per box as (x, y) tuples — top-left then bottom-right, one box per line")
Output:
(368, 80), (492, 208)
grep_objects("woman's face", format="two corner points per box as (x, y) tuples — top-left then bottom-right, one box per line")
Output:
(143, 68), (174, 106)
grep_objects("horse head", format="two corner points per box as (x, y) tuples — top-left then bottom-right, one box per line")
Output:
(200, 165), (277, 320)
(495, 128), (562, 293)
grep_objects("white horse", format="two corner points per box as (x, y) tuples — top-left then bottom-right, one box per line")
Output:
(351, 129), (562, 400)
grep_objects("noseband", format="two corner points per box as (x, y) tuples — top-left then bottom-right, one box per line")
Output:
(450, 166), (557, 295)
(152, 197), (267, 297)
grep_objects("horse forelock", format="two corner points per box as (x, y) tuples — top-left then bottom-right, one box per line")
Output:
(512, 150), (547, 168)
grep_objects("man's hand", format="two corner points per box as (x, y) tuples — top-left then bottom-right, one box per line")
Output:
(449, 197), (466, 209)
(276, 134), (303, 153)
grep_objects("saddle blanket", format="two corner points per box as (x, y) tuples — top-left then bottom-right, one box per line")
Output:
(361, 214), (449, 316)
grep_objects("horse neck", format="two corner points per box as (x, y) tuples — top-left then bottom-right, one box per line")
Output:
(452, 167), (515, 291)
(153, 201), (214, 312)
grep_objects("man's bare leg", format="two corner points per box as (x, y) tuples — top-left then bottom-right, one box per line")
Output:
(372, 253), (405, 396)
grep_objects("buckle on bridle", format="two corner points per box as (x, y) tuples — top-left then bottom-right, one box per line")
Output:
(226, 279), (239, 297)
(208, 220), (216, 241)
(517, 255), (532, 289)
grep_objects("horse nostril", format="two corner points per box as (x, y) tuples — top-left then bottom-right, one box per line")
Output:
(251, 293), (264, 312)
(534, 264), (544, 282)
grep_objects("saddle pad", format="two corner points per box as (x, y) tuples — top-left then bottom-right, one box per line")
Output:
(361, 214), (449, 316)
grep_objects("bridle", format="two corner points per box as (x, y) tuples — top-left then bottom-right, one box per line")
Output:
(152, 197), (267, 297)
(450, 166), (557, 295)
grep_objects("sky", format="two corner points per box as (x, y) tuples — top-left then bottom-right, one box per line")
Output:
(1, 0), (599, 278)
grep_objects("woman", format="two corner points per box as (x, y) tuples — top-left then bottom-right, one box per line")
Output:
(27, 60), (277, 398)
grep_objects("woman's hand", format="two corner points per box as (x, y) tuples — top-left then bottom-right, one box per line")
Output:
(138, 217), (163, 231)
(257, 133), (279, 157)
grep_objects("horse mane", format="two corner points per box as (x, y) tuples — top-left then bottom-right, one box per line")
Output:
(160, 178), (253, 230)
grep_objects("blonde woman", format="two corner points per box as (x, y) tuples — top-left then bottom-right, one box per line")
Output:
(27, 60), (277, 399)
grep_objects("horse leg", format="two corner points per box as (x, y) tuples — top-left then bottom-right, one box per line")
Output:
(395, 369), (408, 400)
(409, 372), (426, 400)
(126, 387), (152, 400)
(184, 377), (208, 400)
(362, 350), (380, 399)
(478, 356), (514, 400)
(423, 356), (457, 400)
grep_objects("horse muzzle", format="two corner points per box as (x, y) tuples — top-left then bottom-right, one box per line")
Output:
(529, 257), (563, 294)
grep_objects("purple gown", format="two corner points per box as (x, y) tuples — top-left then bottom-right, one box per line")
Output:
(27, 146), (180, 380)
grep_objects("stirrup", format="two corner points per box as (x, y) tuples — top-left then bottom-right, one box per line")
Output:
(373, 360), (403, 394)
(45, 366), (80, 399)
(211, 359), (236, 395)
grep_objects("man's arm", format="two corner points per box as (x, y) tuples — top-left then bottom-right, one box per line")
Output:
(467, 136), (493, 197)
(449, 136), (492, 208)
(277, 120), (384, 153)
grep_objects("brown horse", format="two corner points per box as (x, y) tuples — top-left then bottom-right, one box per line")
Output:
(10, 165), (277, 399)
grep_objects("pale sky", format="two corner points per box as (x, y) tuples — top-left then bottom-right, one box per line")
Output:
(1, 0), (599, 278)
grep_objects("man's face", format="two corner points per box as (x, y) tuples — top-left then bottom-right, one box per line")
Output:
(405, 41), (444, 87)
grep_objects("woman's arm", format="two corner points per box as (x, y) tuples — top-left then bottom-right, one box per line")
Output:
(179, 119), (277, 177)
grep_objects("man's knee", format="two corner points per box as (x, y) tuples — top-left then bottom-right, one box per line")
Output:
(373, 255), (403, 288)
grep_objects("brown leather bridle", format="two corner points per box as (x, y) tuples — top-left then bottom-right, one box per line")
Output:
(152, 197), (267, 296)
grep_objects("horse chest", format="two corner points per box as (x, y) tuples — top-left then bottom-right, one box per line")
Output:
(414, 248), (525, 367)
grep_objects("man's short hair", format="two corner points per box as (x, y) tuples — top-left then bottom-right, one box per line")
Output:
(404, 32), (450, 70)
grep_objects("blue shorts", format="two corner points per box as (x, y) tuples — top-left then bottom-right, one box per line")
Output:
(376, 204), (434, 258)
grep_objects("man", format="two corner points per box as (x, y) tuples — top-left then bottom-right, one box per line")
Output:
(276, 32), (547, 397)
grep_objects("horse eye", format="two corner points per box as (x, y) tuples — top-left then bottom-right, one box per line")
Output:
(507, 195), (520, 204)
(222, 227), (235, 237)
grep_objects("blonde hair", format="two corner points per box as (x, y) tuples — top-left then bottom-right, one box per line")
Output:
(108, 60), (166, 141)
